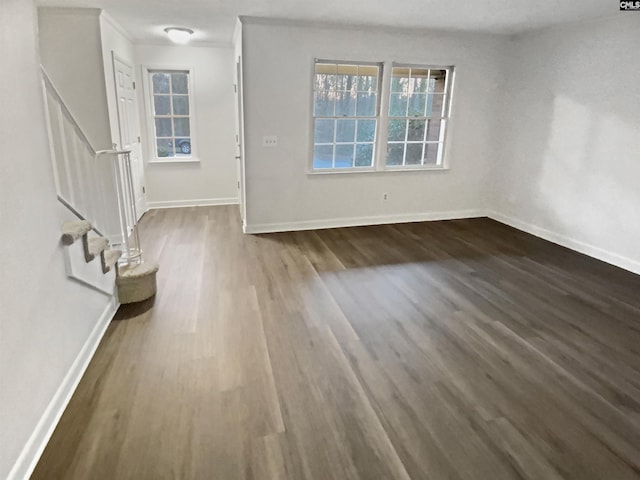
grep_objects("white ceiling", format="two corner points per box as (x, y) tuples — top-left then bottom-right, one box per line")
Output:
(37, 0), (615, 45)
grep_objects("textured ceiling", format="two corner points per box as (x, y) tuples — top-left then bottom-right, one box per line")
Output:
(37, 0), (616, 45)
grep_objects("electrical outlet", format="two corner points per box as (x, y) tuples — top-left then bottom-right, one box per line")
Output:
(383, 193), (389, 201)
(263, 135), (278, 147)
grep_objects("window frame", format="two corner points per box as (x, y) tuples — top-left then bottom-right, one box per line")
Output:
(142, 65), (198, 164)
(384, 63), (454, 171)
(308, 59), (382, 173)
(308, 60), (455, 174)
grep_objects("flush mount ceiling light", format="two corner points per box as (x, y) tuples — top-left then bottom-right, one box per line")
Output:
(164, 27), (194, 45)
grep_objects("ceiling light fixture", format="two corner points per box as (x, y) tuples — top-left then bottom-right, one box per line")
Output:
(164, 27), (194, 45)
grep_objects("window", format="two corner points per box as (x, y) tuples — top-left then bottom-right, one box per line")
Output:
(148, 70), (193, 159)
(386, 66), (450, 168)
(310, 61), (453, 172)
(312, 61), (380, 170)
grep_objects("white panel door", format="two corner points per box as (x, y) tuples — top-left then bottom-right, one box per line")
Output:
(113, 54), (146, 221)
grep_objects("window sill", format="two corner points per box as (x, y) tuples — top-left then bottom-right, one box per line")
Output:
(383, 165), (450, 172)
(148, 157), (200, 165)
(308, 166), (450, 175)
(308, 167), (377, 175)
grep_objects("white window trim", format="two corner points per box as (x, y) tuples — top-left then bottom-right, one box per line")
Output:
(141, 64), (199, 164)
(308, 60), (455, 175)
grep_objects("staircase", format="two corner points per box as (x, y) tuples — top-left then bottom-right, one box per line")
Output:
(43, 66), (159, 305)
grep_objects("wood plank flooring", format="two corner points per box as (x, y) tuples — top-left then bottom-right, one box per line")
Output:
(33, 206), (640, 479)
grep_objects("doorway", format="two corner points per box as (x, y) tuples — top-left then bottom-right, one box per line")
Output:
(112, 53), (146, 221)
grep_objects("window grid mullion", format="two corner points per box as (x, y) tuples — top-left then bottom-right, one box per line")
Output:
(353, 69), (358, 118)
(332, 118), (337, 169)
(407, 69), (412, 97)
(421, 117), (428, 166)
(169, 77), (177, 155)
(426, 69), (432, 116)
(404, 68), (413, 166)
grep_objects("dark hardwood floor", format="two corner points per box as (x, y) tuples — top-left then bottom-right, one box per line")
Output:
(33, 206), (640, 479)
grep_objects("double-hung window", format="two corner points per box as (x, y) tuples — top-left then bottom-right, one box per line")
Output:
(312, 61), (381, 170)
(148, 69), (194, 159)
(310, 61), (453, 172)
(386, 66), (450, 168)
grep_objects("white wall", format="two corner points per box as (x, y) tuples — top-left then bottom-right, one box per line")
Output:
(0, 1), (117, 478)
(241, 20), (508, 231)
(135, 44), (239, 208)
(38, 8), (112, 151)
(490, 15), (640, 274)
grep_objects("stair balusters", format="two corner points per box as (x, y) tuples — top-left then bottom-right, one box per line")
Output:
(98, 150), (142, 267)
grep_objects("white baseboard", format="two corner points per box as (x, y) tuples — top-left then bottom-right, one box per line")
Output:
(487, 210), (640, 276)
(244, 208), (640, 276)
(243, 209), (486, 234)
(7, 297), (119, 480)
(147, 197), (239, 209)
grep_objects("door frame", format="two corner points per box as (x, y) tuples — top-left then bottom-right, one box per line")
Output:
(111, 52), (147, 220)
(234, 55), (247, 224)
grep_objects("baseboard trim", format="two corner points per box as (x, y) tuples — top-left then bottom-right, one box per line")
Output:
(244, 208), (640, 275)
(243, 209), (486, 234)
(487, 210), (640, 276)
(7, 297), (119, 480)
(147, 197), (239, 209)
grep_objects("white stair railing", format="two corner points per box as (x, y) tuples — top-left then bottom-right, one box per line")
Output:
(41, 66), (142, 267)
(96, 149), (143, 266)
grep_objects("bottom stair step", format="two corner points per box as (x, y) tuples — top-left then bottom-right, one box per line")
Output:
(116, 261), (159, 304)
